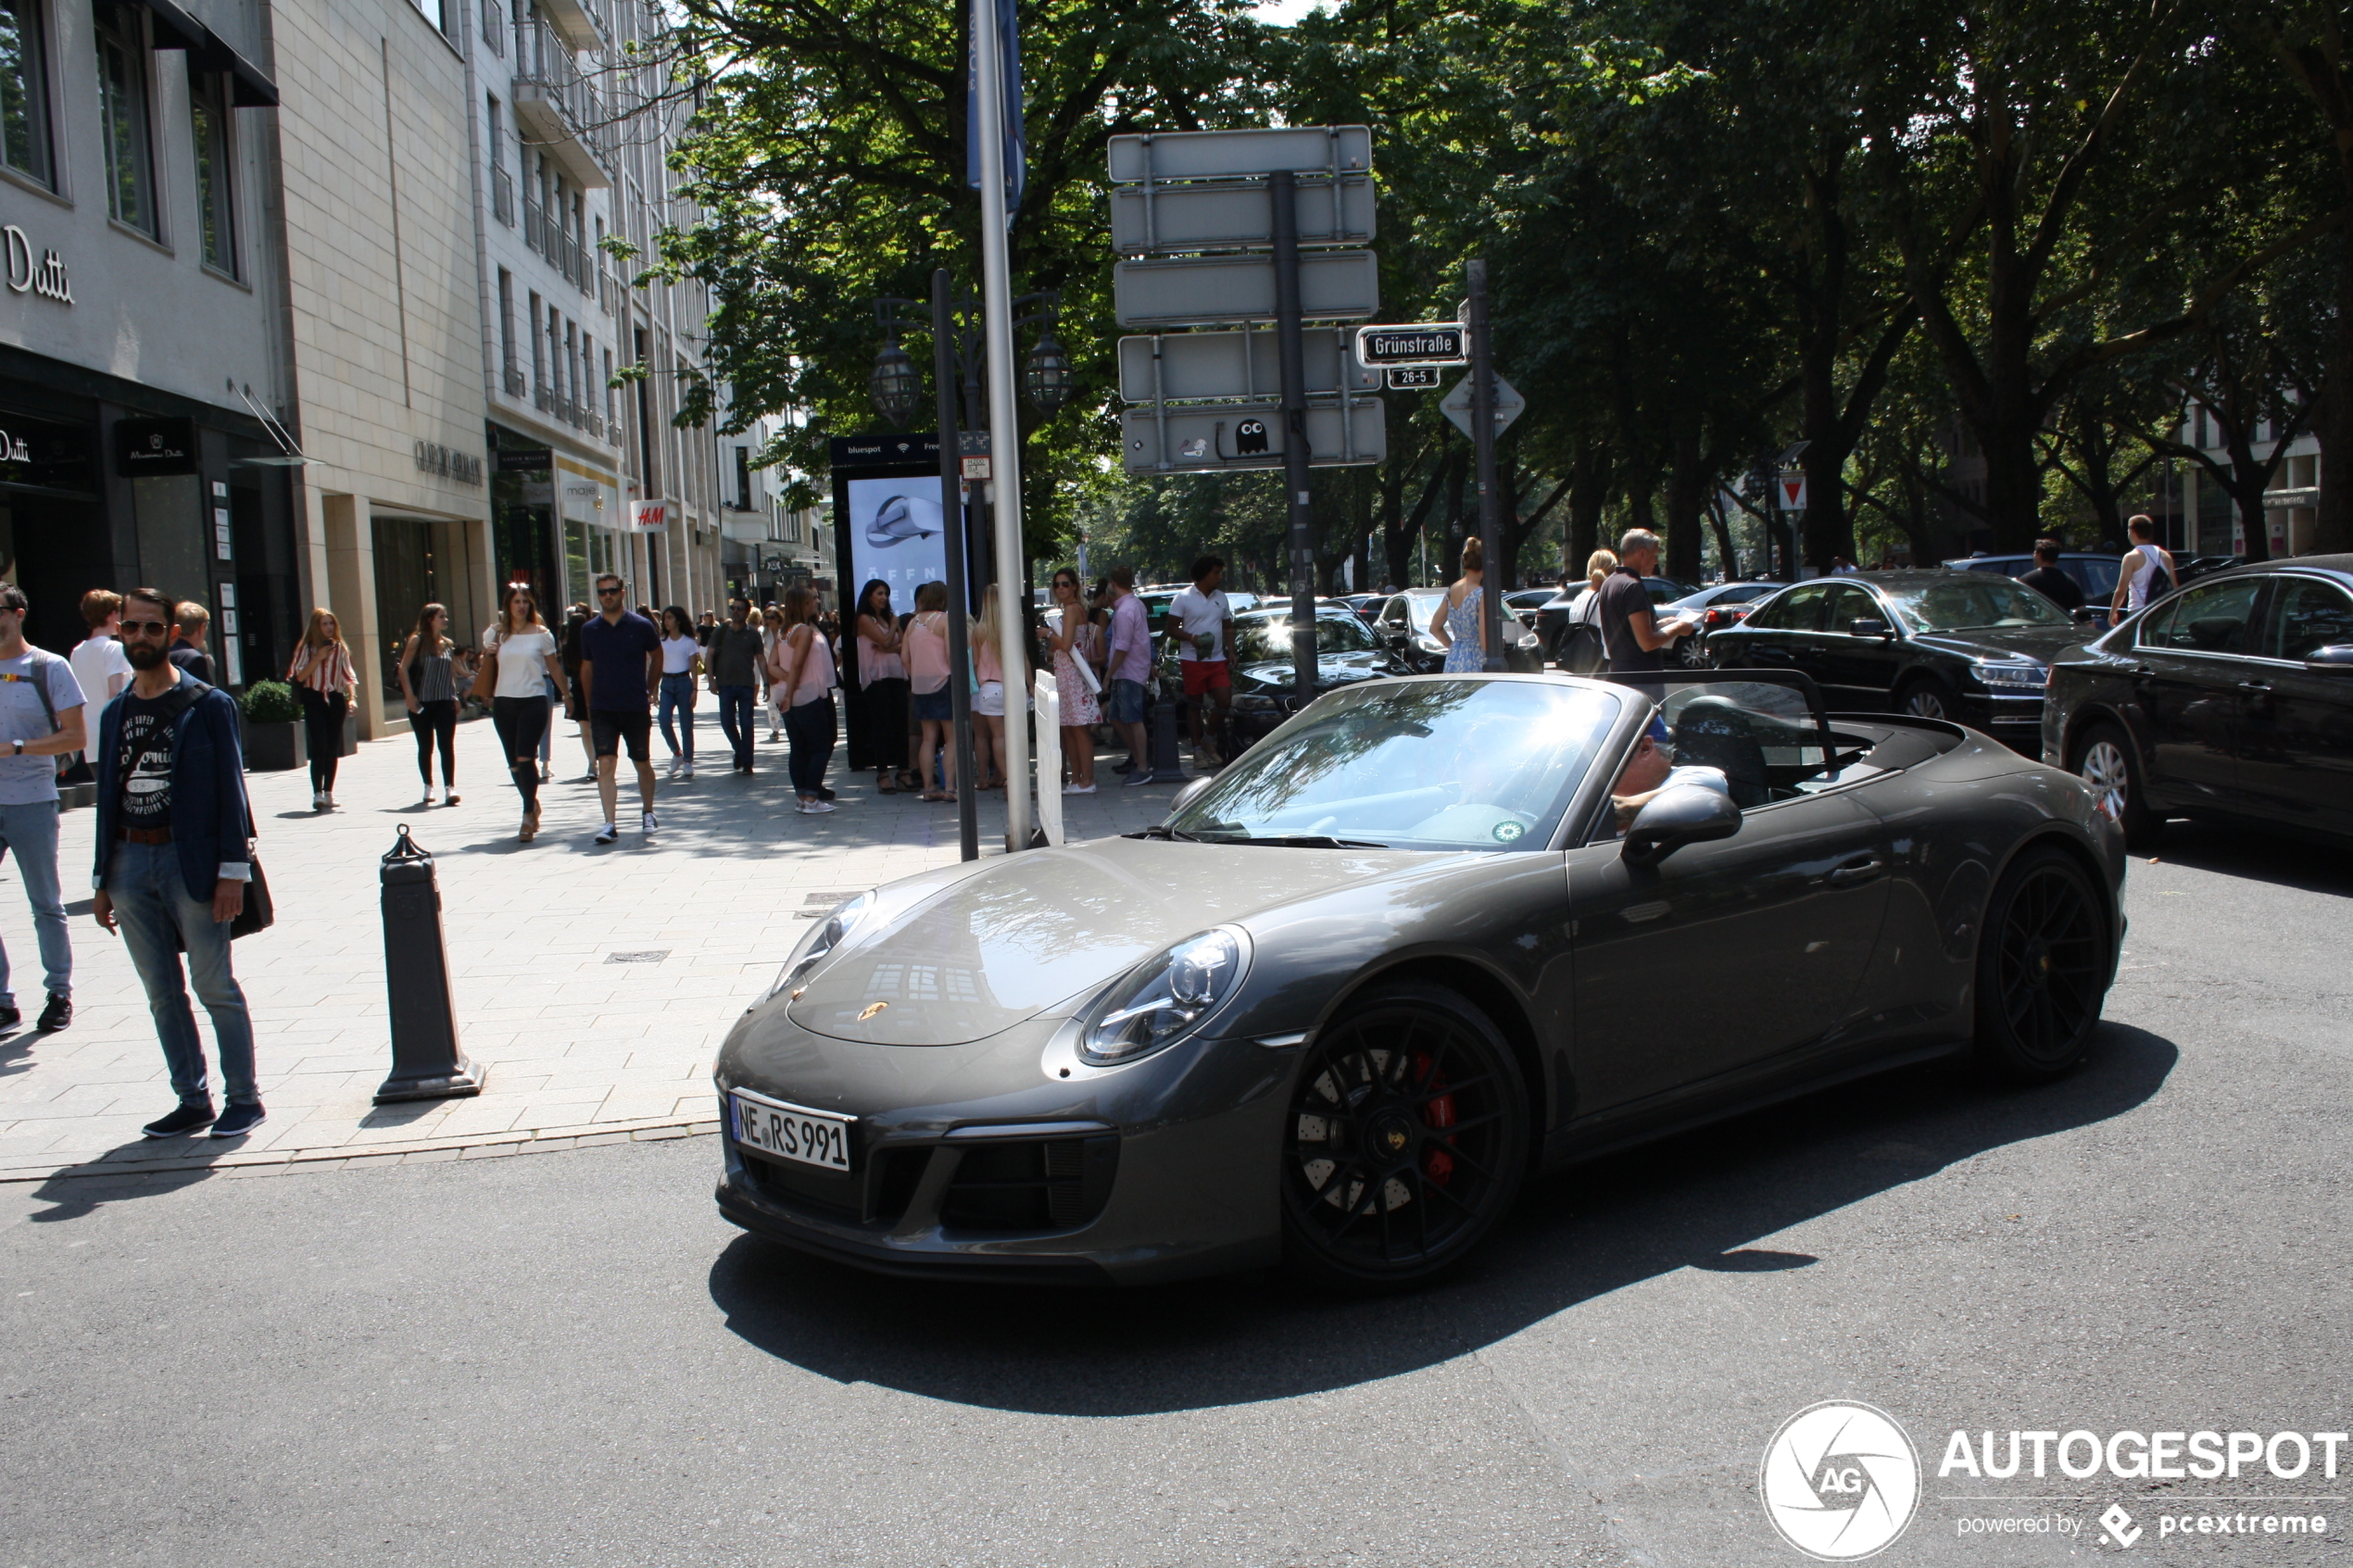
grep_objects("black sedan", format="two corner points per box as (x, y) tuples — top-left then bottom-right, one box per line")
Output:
(1157, 607), (1408, 754)
(1533, 575), (1691, 664)
(1705, 570), (2089, 750)
(2042, 553), (2353, 847)
(712, 669), (2126, 1288)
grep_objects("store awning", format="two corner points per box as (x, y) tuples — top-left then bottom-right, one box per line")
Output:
(143, 0), (280, 107)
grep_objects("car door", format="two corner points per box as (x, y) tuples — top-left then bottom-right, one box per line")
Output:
(1728, 582), (1830, 672)
(2235, 575), (2353, 837)
(1811, 583), (1901, 707)
(2128, 575), (2265, 806)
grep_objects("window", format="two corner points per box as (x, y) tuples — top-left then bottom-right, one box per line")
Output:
(94, 4), (155, 234)
(497, 269), (518, 379)
(735, 445), (750, 509)
(1824, 584), (1881, 633)
(1755, 582), (1828, 632)
(529, 290), (546, 393)
(602, 347), (614, 428)
(482, 0), (503, 53)
(0, 0), (53, 186)
(190, 67), (235, 275)
(2262, 579), (2353, 662)
(408, 0), (446, 33)
(2140, 577), (2261, 656)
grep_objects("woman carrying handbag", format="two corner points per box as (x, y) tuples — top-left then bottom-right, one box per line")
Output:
(482, 585), (566, 842)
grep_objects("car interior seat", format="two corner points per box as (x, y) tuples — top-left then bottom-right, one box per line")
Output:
(1668, 696), (1773, 809)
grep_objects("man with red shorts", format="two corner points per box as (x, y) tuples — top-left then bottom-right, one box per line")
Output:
(1169, 555), (1236, 769)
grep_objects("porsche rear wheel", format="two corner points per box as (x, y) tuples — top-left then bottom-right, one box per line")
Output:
(1974, 846), (2110, 1083)
(1281, 982), (1529, 1291)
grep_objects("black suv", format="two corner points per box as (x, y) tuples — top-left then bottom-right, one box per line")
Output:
(1704, 570), (2091, 751)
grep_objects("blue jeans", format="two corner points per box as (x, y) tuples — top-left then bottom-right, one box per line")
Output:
(106, 840), (257, 1108)
(715, 684), (756, 768)
(657, 672), (696, 759)
(0, 799), (69, 1004)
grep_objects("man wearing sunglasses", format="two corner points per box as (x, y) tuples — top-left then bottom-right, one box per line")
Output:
(89, 588), (261, 1140)
(576, 573), (662, 844)
(0, 583), (86, 1034)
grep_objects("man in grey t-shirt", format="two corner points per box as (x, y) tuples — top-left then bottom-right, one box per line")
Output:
(706, 598), (766, 773)
(1598, 529), (1698, 677)
(0, 585), (87, 1033)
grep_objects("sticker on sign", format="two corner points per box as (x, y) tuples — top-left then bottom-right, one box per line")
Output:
(1356, 323), (1466, 366)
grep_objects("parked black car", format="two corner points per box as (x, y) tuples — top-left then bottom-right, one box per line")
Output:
(2042, 554), (2353, 847)
(1946, 550), (2124, 609)
(1532, 575), (1692, 664)
(1157, 607), (1409, 755)
(1704, 570), (2090, 751)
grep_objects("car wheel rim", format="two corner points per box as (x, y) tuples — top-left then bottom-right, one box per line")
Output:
(1994, 864), (2103, 1065)
(1904, 687), (1948, 720)
(2080, 739), (2130, 821)
(1284, 1006), (1515, 1276)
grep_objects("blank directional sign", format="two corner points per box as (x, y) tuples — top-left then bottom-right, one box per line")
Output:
(1122, 399), (1386, 472)
(1111, 177), (1376, 256)
(1440, 372), (1526, 438)
(1117, 327), (1378, 403)
(1114, 251), (1380, 329)
(1107, 126), (1373, 184)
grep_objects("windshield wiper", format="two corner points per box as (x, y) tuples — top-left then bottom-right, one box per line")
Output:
(1199, 834), (1390, 849)
(1123, 824), (1202, 842)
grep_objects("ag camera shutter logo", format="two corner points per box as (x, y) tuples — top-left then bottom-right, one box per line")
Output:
(1760, 1401), (1920, 1560)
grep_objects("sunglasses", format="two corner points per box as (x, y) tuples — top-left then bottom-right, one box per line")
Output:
(121, 619), (170, 635)
(598, 588), (623, 597)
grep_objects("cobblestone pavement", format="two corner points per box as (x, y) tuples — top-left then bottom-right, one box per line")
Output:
(0, 703), (1183, 1182)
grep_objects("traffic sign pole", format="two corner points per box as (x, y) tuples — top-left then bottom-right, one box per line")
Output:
(1468, 259), (1504, 671)
(931, 269), (979, 861)
(974, 0), (1031, 852)
(1272, 169), (1319, 702)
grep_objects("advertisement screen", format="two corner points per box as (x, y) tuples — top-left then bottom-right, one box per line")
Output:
(844, 474), (948, 607)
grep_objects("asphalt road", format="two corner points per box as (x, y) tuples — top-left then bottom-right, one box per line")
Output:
(4, 821), (2348, 1568)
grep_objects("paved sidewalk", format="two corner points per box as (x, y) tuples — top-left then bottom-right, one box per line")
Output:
(0, 701), (1184, 1181)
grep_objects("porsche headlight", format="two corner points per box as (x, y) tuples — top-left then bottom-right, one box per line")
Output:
(1079, 929), (1248, 1066)
(764, 891), (875, 1002)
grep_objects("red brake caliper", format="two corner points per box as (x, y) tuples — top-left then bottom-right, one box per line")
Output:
(1414, 1050), (1456, 1185)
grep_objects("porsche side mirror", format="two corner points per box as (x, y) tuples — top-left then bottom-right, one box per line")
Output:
(1621, 784), (1743, 868)
(1849, 617), (1894, 640)
(1170, 775), (1217, 813)
(2305, 644), (2353, 673)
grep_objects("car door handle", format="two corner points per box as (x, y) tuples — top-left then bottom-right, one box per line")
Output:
(2129, 665), (2154, 681)
(2236, 681), (2272, 694)
(1827, 854), (1884, 886)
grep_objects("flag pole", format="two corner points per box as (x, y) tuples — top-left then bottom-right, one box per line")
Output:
(973, 0), (1032, 851)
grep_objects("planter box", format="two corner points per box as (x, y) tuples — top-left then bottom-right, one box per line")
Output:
(241, 715), (304, 771)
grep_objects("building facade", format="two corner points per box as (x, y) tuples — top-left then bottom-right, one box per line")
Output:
(0, 0), (301, 671)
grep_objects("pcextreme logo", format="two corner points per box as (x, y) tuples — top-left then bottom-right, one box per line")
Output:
(1760, 1401), (1922, 1561)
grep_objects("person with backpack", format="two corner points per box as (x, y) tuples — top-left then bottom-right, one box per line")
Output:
(0, 583), (85, 1034)
(89, 587), (262, 1139)
(2109, 514), (2178, 625)
(1556, 550), (1617, 674)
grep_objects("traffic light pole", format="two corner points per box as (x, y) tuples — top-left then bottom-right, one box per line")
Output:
(1272, 169), (1318, 700)
(973, 0), (1032, 851)
(1468, 258), (1505, 671)
(931, 269), (980, 861)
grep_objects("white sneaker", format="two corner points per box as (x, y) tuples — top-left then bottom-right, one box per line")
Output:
(799, 798), (836, 814)
(679, 762), (694, 780)
(666, 757), (682, 779)
(641, 809), (659, 834)
(312, 791), (328, 810)
(1063, 784), (1096, 796)
(594, 822), (618, 845)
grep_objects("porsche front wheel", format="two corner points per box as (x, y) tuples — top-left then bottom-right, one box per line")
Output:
(1973, 846), (2110, 1083)
(1281, 982), (1529, 1291)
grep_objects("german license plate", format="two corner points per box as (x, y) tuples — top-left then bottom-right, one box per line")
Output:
(729, 1089), (851, 1173)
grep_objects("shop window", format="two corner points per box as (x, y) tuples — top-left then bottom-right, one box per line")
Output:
(94, 5), (155, 235)
(0, 0), (54, 187)
(735, 445), (750, 509)
(190, 67), (236, 276)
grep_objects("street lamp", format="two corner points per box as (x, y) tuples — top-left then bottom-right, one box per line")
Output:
(1024, 320), (1072, 416)
(868, 336), (921, 426)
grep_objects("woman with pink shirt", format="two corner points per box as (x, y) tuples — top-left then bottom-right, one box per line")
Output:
(905, 582), (956, 800)
(1047, 568), (1101, 793)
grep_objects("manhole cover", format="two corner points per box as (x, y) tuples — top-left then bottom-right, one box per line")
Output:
(800, 891), (859, 908)
(605, 950), (671, 964)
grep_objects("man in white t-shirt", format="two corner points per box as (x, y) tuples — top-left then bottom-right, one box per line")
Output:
(0, 585), (87, 1033)
(1167, 555), (1237, 768)
(68, 589), (131, 772)
(2109, 514), (2178, 623)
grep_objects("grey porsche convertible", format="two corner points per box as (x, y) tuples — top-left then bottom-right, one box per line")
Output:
(713, 671), (2126, 1289)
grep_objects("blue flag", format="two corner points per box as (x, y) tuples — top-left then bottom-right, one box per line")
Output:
(966, 0), (1025, 216)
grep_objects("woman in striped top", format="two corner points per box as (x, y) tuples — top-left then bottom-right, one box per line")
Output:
(288, 608), (357, 810)
(397, 601), (460, 808)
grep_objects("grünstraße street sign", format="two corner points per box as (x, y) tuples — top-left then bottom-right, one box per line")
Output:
(1355, 323), (1466, 366)
(1117, 327), (1378, 404)
(1122, 399), (1385, 473)
(1113, 251), (1380, 329)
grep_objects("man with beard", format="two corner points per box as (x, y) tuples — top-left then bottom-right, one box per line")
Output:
(89, 587), (262, 1140)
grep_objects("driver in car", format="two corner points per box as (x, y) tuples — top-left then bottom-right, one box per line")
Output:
(1609, 717), (1732, 835)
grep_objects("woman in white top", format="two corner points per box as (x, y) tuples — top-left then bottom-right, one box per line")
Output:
(484, 584), (567, 841)
(770, 586), (839, 814)
(2110, 517), (2178, 624)
(656, 606), (704, 780)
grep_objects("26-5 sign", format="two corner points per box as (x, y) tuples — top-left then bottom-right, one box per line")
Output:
(1355, 322), (1466, 367)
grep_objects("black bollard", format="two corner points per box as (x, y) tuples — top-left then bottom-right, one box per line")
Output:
(373, 824), (487, 1104)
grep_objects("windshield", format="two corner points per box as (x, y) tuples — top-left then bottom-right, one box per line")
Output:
(1231, 615), (1379, 662)
(1886, 577), (2070, 632)
(1166, 678), (1624, 850)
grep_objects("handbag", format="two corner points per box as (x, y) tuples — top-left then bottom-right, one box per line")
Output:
(468, 633), (500, 703)
(230, 842), (274, 938)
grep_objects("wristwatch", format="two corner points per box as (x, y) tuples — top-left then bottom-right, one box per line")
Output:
(9, 739), (20, 756)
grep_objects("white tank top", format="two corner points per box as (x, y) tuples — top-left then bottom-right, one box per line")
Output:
(2123, 543), (2170, 611)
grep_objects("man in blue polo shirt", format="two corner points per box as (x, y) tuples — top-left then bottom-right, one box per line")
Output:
(0, 583), (86, 1034)
(576, 572), (661, 845)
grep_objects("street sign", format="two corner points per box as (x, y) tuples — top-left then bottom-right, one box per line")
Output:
(1106, 126), (1373, 184)
(1117, 327), (1377, 403)
(1114, 250), (1380, 328)
(1355, 322), (1466, 366)
(1387, 366), (1441, 391)
(1122, 399), (1386, 472)
(1111, 177), (1375, 256)
(1777, 470), (1807, 511)
(1440, 373), (1524, 438)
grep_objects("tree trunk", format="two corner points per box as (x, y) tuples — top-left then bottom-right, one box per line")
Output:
(2321, 224), (2353, 555)
(1706, 494), (1738, 577)
(1663, 412), (1708, 582)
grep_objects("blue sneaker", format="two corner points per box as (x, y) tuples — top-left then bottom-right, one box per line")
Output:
(143, 1102), (217, 1138)
(209, 1102), (267, 1139)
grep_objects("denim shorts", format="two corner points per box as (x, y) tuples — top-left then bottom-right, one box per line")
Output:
(1107, 678), (1148, 726)
(912, 686), (952, 722)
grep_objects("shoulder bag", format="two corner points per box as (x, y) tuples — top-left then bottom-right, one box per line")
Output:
(469, 631), (501, 703)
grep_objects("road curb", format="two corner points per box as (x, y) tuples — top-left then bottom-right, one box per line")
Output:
(0, 1114), (723, 1185)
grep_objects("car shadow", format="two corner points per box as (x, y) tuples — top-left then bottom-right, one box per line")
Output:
(2145, 820), (2353, 897)
(709, 1022), (2175, 1415)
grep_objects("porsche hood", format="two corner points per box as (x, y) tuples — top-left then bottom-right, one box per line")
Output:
(785, 839), (1392, 1046)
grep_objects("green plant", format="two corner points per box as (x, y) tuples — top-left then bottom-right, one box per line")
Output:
(241, 680), (301, 723)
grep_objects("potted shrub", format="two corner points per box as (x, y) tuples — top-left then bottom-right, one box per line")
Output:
(239, 680), (304, 771)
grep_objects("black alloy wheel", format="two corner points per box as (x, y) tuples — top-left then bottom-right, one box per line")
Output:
(1895, 675), (1957, 721)
(1281, 982), (1529, 1290)
(1973, 846), (2111, 1083)
(2071, 720), (2162, 848)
